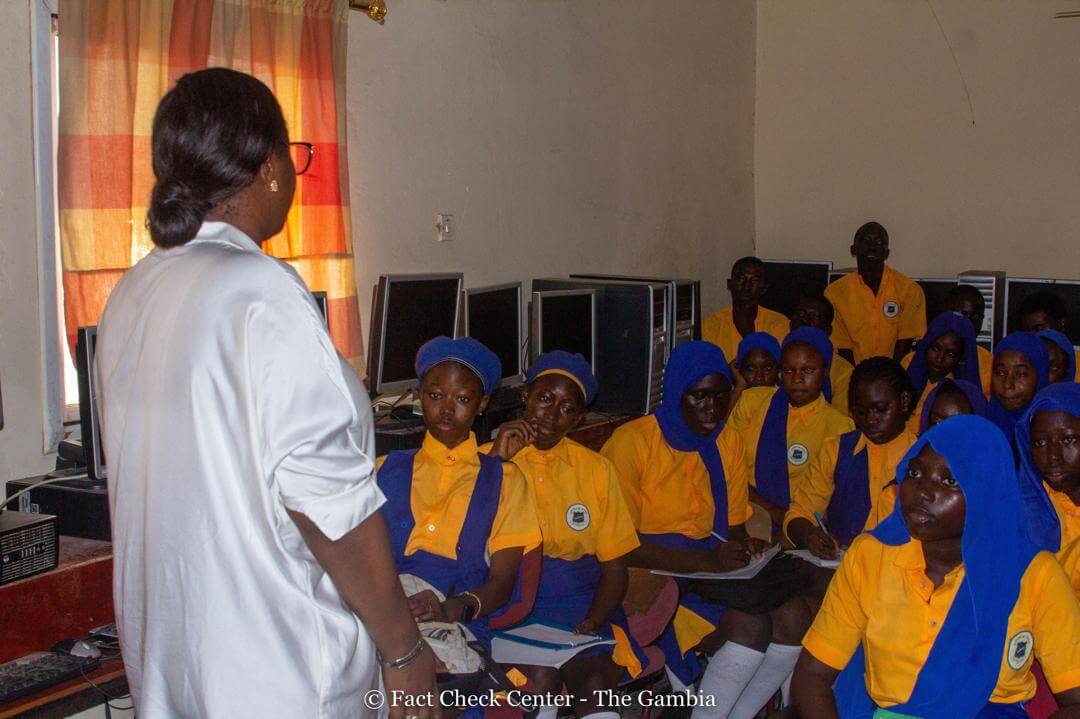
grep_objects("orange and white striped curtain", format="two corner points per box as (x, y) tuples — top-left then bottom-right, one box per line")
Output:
(57, 0), (365, 371)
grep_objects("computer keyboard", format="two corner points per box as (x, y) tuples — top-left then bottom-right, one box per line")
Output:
(0, 652), (100, 705)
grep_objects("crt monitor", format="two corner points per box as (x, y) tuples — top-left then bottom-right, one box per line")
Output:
(530, 290), (597, 367)
(1005, 278), (1080, 345)
(463, 282), (523, 386)
(761, 260), (833, 318)
(367, 273), (464, 395)
(76, 326), (107, 482)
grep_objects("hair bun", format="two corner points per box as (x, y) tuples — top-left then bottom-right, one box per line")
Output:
(147, 178), (213, 248)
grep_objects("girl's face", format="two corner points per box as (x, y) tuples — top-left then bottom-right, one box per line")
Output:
(521, 374), (586, 451)
(900, 444), (966, 542)
(992, 350), (1039, 412)
(1028, 410), (1080, 495)
(420, 361), (489, 448)
(849, 378), (911, 445)
(926, 390), (973, 431)
(680, 373), (733, 437)
(780, 343), (826, 408)
(925, 331), (963, 380)
(1043, 339), (1069, 384)
(740, 348), (778, 389)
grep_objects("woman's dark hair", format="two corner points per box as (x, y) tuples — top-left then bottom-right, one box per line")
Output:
(147, 68), (289, 248)
(850, 356), (917, 419)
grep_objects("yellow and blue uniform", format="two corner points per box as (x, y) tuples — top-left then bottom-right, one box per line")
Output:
(977, 344), (994, 396)
(825, 265), (926, 363)
(727, 386), (853, 511)
(1059, 538), (1080, 597)
(486, 437), (646, 677)
(830, 351), (854, 416)
(783, 427), (917, 546)
(702, 305), (789, 362)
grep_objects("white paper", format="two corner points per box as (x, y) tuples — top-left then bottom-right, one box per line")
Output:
(786, 548), (844, 569)
(650, 543), (781, 580)
(492, 622), (615, 668)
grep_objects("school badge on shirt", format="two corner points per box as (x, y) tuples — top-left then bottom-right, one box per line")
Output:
(787, 443), (810, 466)
(883, 301), (900, 318)
(566, 503), (591, 531)
(1006, 631), (1034, 670)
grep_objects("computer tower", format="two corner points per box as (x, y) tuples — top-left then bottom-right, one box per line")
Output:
(761, 260), (833, 318)
(569, 275), (700, 353)
(0, 511), (59, 585)
(6, 475), (110, 541)
(958, 270), (1006, 350)
(532, 278), (668, 415)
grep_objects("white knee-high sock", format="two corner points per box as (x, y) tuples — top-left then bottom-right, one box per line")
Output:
(780, 669), (793, 705)
(690, 643), (766, 719)
(726, 643), (802, 719)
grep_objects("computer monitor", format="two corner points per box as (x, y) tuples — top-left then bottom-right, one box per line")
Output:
(367, 273), (464, 395)
(529, 289), (597, 366)
(762, 260), (833, 318)
(916, 278), (958, 327)
(1004, 278), (1080, 345)
(311, 291), (329, 328)
(463, 282), (524, 387)
(76, 326), (106, 482)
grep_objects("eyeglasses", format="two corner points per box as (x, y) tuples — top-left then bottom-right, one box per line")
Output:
(289, 142), (314, 176)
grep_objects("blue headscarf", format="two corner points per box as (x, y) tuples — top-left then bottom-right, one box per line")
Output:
(918, 379), (987, 435)
(834, 415), (1041, 719)
(1014, 382), (1080, 553)
(753, 327), (835, 509)
(653, 341), (733, 538)
(1037, 329), (1076, 383)
(736, 332), (782, 371)
(907, 312), (981, 399)
(986, 332), (1050, 441)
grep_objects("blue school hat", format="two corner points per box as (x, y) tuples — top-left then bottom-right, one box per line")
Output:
(414, 336), (502, 396)
(525, 350), (598, 405)
(736, 331), (782, 368)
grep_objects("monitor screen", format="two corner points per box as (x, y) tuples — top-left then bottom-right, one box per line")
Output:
(762, 261), (832, 319)
(465, 284), (522, 382)
(917, 278), (958, 327)
(537, 291), (594, 365)
(1005, 279), (1080, 345)
(379, 276), (462, 388)
(76, 326), (106, 481)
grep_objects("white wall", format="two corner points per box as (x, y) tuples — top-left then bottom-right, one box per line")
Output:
(755, 0), (1080, 280)
(346, 0), (757, 330)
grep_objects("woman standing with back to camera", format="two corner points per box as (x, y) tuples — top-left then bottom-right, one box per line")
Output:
(94, 68), (437, 718)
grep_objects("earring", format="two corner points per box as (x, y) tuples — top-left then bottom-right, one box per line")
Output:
(269, 179), (279, 193)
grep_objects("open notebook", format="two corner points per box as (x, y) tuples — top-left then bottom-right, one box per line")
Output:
(650, 543), (781, 580)
(492, 621), (615, 668)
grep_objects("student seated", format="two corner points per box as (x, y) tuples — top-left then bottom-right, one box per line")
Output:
(917, 378), (987, 434)
(790, 294), (855, 415)
(1039, 329), (1077, 384)
(376, 338), (542, 661)
(1019, 290), (1080, 382)
(988, 332), (1050, 445)
(791, 416), (1080, 718)
(945, 284), (994, 395)
(483, 351), (645, 719)
(735, 332), (781, 389)
(602, 342), (812, 719)
(784, 358), (918, 559)
(1016, 383), (1080, 585)
(902, 312), (981, 433)
(702, 257), (789, 361)
(824, 221), (926, 364)
(727, 327), (854, 532)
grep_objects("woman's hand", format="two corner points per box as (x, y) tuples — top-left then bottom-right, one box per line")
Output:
(380, 641), (442, 719)
(806, 528), (840, 560)
(573, 618), (600, 635)
(742, 537), (773, 559)
(489, 420), (536, 460)
(700, 542), (750, 572)
(408, 590), (451, 622)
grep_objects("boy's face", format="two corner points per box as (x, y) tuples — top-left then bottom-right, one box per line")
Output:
(727, 263), (768, 305)
(1019, 310), (1066, 333)
(790, 298), (832, 335)
(521, 374), (586, 451)
(420, 361), (489, 448)
(849, 378), (911, 445)
(851, 233), (889, 269)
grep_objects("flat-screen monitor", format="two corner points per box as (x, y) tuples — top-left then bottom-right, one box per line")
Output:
(367, 273), (464, 395)
(1005, 278), (1080, 345)
(762, 260), (833, 318)
(530, 290), (597, 366)
(76, 326), (106, 481)
(916, 278), (958, 327)
(464, 282), (523, 386)
(311, 291), (329, 328)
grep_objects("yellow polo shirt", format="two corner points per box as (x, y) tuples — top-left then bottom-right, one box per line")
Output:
(977, 345), (993, 396)
(701, 305), (789, 362)
(804, 536), (1080, 706)
(376, 433), (542, 559)
(1060, 538), (1080, 596)
(825, 265), (926, 363)
(1048, 485), (1080, 558)
(600, 415), (753, 538)
(783, 428), (917, 544)
(482, 437), (639, 563)
(726, 386), (854, 501)
(831, 352), (855, 416)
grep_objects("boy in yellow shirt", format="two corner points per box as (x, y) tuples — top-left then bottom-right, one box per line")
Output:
(789, 294), (855, 416)
(824, 221), (926, 364)
(791, 416), (1080, 717)
(702, 257), (789, 361)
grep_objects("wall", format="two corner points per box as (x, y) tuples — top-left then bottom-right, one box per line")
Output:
(0, 0), (54, 484)
(346, 0), (757, 336)
(755, 1), (1080, 279)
